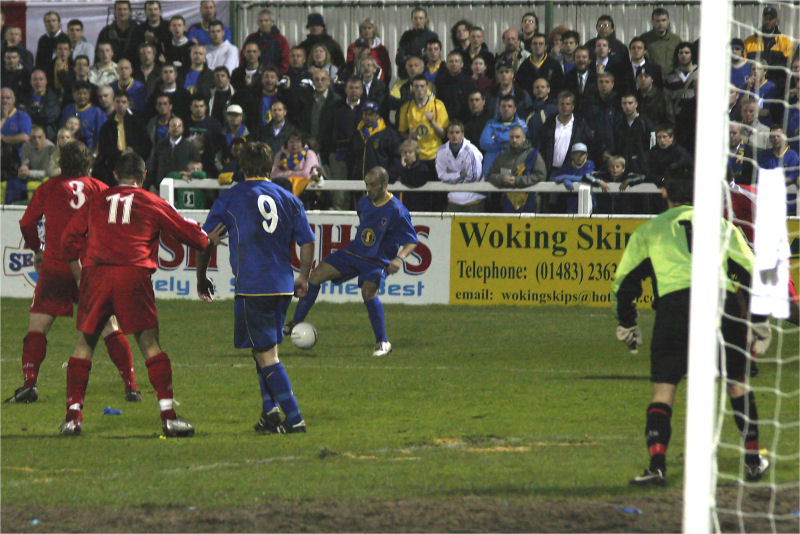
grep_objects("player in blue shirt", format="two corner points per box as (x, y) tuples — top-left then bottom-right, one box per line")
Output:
(284, 166), (419, 357)
(197, 141), (315, 434)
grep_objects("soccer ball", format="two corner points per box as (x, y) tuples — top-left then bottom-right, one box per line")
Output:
(290, 322), (318, 350)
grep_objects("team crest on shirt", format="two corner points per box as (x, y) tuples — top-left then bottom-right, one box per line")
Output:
(360, 227), (377, 247)
(3, 237), (39, 288)
(414, 125), (429, 138)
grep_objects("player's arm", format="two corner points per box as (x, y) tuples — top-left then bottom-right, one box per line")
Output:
(611, 231), (652, 352)
(19, 189), (45, 262)
(387, 242), (417, 275)
(194, 222), (226, 302)
(62, 204), (90, 284)
(294, 242), (314, 298)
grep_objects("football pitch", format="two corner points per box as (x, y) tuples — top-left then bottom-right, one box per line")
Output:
(1, 299), (797, 532)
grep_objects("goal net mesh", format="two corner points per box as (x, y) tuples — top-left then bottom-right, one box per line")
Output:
(715, 2), (799, 532)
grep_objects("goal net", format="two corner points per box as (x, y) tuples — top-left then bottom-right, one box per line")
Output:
(686, 1), (799, 533)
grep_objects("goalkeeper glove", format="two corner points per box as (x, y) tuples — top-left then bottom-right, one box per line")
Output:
(616, 325), (643, 354)
(748, 322), (772, 356)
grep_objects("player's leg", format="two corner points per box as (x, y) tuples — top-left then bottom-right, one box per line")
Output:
(100, 316), (141, 401)
(285, 260), (344, 332)
(361, 281), (391, 357)
(60, 329), (101, 436)
(133, 327), (194, 437)
(240, 296), (305, 433)
(4, 312), (55, 403)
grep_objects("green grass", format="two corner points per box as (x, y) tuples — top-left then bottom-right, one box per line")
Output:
(1, 298), (797, 510)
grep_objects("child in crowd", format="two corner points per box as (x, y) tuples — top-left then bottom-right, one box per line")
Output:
(470, 57), (493, 95)
(552, 143), (607, 212)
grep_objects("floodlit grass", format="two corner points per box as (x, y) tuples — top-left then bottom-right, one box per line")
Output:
(1, 298), (797, 509)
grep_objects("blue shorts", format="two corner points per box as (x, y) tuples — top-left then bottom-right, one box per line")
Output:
(233, 295), (291, 350)
(324, 250), (386, 287)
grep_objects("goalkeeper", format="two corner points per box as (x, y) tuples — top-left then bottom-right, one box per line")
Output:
(611, 163), (769, 486)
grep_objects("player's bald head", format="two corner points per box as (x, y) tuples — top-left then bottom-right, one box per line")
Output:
(365, 166), (389, 185)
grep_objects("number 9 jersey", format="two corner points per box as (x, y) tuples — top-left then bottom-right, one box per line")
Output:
(203, 178), (315, 296)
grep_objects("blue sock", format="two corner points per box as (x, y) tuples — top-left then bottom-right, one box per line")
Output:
(292, 283), (320, 323)
(364, 297), (387, 342)
(256, 363), (278, 414)
(259, 362), (302, 425)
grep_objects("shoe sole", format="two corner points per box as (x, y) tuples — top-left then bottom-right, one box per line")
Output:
(630, 477), (666, 487)
(163, 429), (195, 438)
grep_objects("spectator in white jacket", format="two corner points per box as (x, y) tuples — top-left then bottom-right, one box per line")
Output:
(205, 20), (239, 74)
(435, 121), (485, 211)
(67, 19), (94, 65)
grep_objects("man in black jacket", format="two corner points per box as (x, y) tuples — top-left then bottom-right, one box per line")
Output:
(435, 51), (476, 122)
(95, 92), (152, 185)
(145, 116), (200, 191)
(97, 0), (140, 64)
(395, 7), (438, 80)
(22, 69), (60, 141)
(349, 101), (401, 182)
(298, 14), (345, 69)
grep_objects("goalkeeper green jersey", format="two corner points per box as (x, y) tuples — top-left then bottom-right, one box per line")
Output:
(611, 204), (754, 325)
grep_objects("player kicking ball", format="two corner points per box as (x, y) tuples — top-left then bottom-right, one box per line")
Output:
(283, 166), (418, 357)
(197, 142), (314, 434)
(612, 163), (769, 486)
(60, 151), (224, 437)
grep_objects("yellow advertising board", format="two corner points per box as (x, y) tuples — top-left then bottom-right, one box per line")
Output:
(449, 217), (654, 306)
(450, 216), (800, 308)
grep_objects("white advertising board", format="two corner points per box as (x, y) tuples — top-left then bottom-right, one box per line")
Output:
(1, 207), (450, 304)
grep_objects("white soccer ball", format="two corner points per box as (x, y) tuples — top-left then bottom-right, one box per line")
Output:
(290, 322), (318, 350)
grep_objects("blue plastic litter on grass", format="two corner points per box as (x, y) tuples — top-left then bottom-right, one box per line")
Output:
(103, 407), (122, 415)
(792, 510), (799, 518)
(30, 519), (40, 526)
(614, 506), (643, 515)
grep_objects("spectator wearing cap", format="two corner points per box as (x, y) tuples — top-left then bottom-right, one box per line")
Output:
(480, 95), (527, 176)
(495, 29), (530, 74)
(215, 104), (248, 171)
(435, 50), (477, 122)
(585, 15), (629, 64)
(208, 66), (237, 125)
(187, 1), (232, 46)
(487, 62), (532, 120)
(58, 82), (107, 150)
(396, 6), (439, 80)
(744, 6), (793, 81)
(437, 120), (485, 212)
(205, 20), (238, 75)
(486, 124), (546, 213)
(241, 8), (290, 75)
(730, 38), (749, 90)
(636, 64), (673, 127)
(516, 33), (565, 98)
(97, 1), (140, 64)
(349, 100), (401, 182)
(639, 7), (682, 74)
(94, 92), (151, 185)
(299, 13), (345, 70)
(347, 18), (391, 84)
(551, 143), (599, 197)
(35, 11), (64, 69)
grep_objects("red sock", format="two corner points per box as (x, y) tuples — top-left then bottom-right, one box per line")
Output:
(104, 331), (138, 391)
(145, 352), (176, 420)
(22, 332), (47, 388)
(66, 357), (92, 415)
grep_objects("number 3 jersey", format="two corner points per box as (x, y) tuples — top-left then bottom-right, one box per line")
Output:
(63, 185), (210, 271)
(203, 178), (315, 296)
(19, 175), (108, 272)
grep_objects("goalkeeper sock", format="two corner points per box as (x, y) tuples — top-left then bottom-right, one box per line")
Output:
(104, 331), (138, 392)
(145, 353), (177, 420)
(292, 283), (320, 323)
(21, 331), (47, 388)
(255, 361), (278, 414)
(645, 402), (672, 471)
(364, 297), (387, 342)
(259, 362), (302, 426)
(66, 357), (92, 415)
(731, 392), (760, 465)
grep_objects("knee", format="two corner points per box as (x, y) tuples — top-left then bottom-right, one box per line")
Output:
(361, 287), (378, 301)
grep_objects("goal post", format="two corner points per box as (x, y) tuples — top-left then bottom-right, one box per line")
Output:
(683, 0), (733, 530)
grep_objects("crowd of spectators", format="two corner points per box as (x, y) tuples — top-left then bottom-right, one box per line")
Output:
(1, 1), (798, 213)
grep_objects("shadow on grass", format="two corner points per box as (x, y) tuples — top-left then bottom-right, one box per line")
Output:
(427, 484), (651, 499)
(578, 375), (650, 381)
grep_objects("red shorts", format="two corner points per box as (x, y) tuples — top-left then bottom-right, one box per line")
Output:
(77, 265), (158, 335)
(30, 265), (78, 317)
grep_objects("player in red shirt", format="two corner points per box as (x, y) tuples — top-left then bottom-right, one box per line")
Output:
(60, 151), (224, 437)
(6, 141), (141, 404)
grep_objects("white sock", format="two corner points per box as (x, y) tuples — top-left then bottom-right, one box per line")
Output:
(159, 398), (174, 412)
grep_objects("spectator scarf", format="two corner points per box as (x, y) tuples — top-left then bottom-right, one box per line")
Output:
(279, 147), (307, 170)
(506, 147), (541, 211)
(357, 118), (386, 141)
